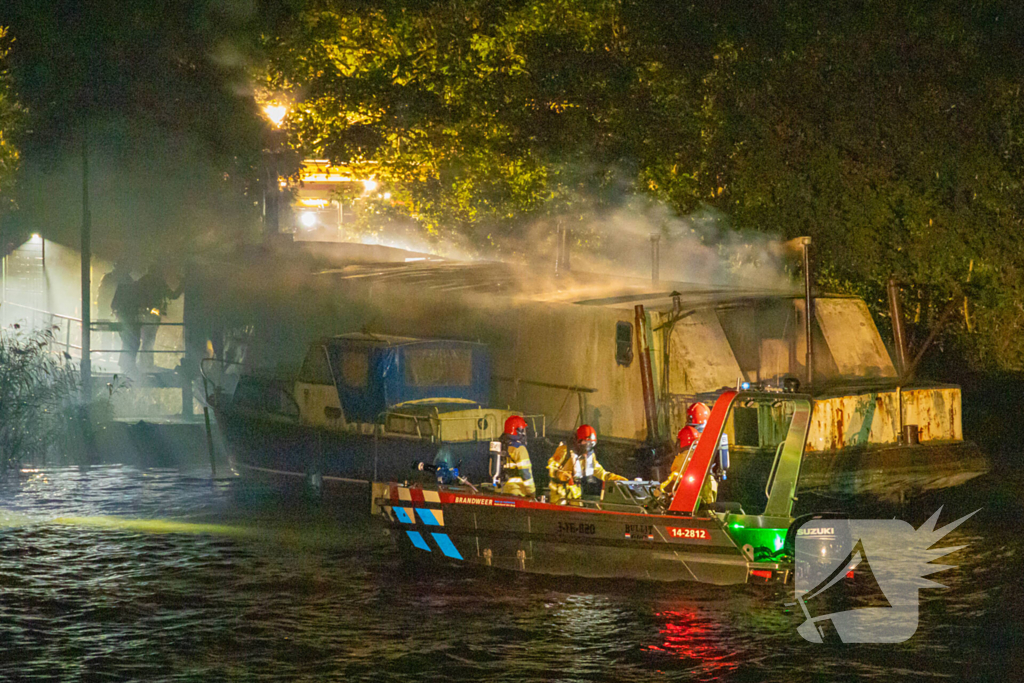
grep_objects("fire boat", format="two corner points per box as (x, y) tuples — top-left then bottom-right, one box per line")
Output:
(372, 389), (817, 584)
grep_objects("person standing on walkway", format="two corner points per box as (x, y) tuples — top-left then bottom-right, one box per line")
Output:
(135, 264), (183, 371)
(110, 274), (141, 374)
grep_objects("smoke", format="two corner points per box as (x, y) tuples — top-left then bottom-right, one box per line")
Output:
(11, 119), (259, 265)
(349, 191), (799, 294)
(565, 196), (796, 292)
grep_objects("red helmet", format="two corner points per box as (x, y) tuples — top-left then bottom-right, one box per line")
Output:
(504, 415), (527, 436)
(575, 424), (596, 443)
(677, 425), (701, 450)
(686, 402), (710, 426)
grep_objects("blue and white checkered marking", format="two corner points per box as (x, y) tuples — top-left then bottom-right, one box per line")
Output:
(405, 530), (431, 552)
(415, 508), (445, 526)
(431, 533), (463, 560)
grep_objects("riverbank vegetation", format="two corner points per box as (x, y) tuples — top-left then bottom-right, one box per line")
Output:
(0, 326), (102, 477)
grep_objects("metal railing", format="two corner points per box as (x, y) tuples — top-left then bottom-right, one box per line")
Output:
(1, 301), (186, 373)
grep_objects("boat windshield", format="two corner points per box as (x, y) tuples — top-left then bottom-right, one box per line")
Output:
(713, 398), (796, 514)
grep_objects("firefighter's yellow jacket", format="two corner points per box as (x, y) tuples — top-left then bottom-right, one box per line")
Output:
(500, 442), (535, 497)
(547, 442), (625, 504)
(660, 444), (718, 506)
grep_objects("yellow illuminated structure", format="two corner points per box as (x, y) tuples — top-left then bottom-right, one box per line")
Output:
(286, 160), (380, 239)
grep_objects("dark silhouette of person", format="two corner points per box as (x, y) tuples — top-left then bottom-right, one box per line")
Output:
(98, 260), (132, 319)
(110, 273), (141, 373)
(98, 260), (133, 355)
(135, 264), (183, 370)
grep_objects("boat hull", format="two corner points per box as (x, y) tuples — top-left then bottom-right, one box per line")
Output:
(373, 484), (791, 585)
(216, 407), (492, 488)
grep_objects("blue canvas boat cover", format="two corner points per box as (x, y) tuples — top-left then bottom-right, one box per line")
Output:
(324, 334), (490, 423)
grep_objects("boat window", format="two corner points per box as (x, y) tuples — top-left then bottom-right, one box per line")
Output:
(404, 347), (472, 386)
(339, 350), (369, 388)
(714, 404), (795, 513)
(732, 406), (759, 447)
(297, 345), (333, 385)
(385, 413), (434, 437)
(232, 376), (299, 418)
(615, 321), (633, 366)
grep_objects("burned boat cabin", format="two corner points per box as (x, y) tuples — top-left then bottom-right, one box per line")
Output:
(218, 333), (542, 486)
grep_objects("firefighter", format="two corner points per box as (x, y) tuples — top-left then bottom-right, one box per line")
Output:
(547, 425), (626, 505)
(660, 402), (712, 497)
(136, 263), (183, 370)
(499, 415), (536, 497)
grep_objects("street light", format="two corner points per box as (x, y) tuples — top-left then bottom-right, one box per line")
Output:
(262, 103), (288, 128)
(260, 102), (290, 238)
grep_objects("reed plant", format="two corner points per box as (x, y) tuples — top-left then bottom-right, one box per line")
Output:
(0, 324), (104, 477)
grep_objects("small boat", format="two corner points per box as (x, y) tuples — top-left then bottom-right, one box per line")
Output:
(206, 333), (543, 492)
(371, 389), (815, 584)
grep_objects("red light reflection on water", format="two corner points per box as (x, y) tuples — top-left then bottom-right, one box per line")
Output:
(645, 608), (737, 675)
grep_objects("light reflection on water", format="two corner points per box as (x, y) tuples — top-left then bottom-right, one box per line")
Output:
(0, 465), (1020, 681)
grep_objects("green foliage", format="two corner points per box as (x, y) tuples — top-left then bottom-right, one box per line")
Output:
(0, 25), (24, 213)
(260, 0), (659, 251)
(262, 1), (1024, 372)
(0, 326), (95, 476)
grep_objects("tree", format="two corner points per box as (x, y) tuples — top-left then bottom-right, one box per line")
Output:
(261, 0), (1024, 373)
(674, 1), (1024, 371)
(258, 0), (674, 253)
(0, 25), (24, 216)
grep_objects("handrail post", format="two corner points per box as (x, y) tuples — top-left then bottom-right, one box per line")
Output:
(202, 376), (216, 477)
(800, 236), (814, 388)
(80, 125), (92, 402)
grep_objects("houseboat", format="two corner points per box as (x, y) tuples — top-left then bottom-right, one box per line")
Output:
(206, 333), (542, 491)
(188, 242), (986, 500)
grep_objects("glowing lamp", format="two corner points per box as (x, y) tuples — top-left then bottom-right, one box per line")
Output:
(262, 103), (288, 128)
(362, 179), (379, 194)
(299, 212), (317, 228)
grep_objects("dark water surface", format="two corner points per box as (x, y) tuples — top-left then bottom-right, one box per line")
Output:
(1, 466), (1021, 682)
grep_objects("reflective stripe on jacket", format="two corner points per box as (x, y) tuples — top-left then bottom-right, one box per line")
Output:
(547, 442), (622, 504)
(500, 443), (535, 497)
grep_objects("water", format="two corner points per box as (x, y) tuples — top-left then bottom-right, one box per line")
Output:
(1, 466), (1020, 682)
